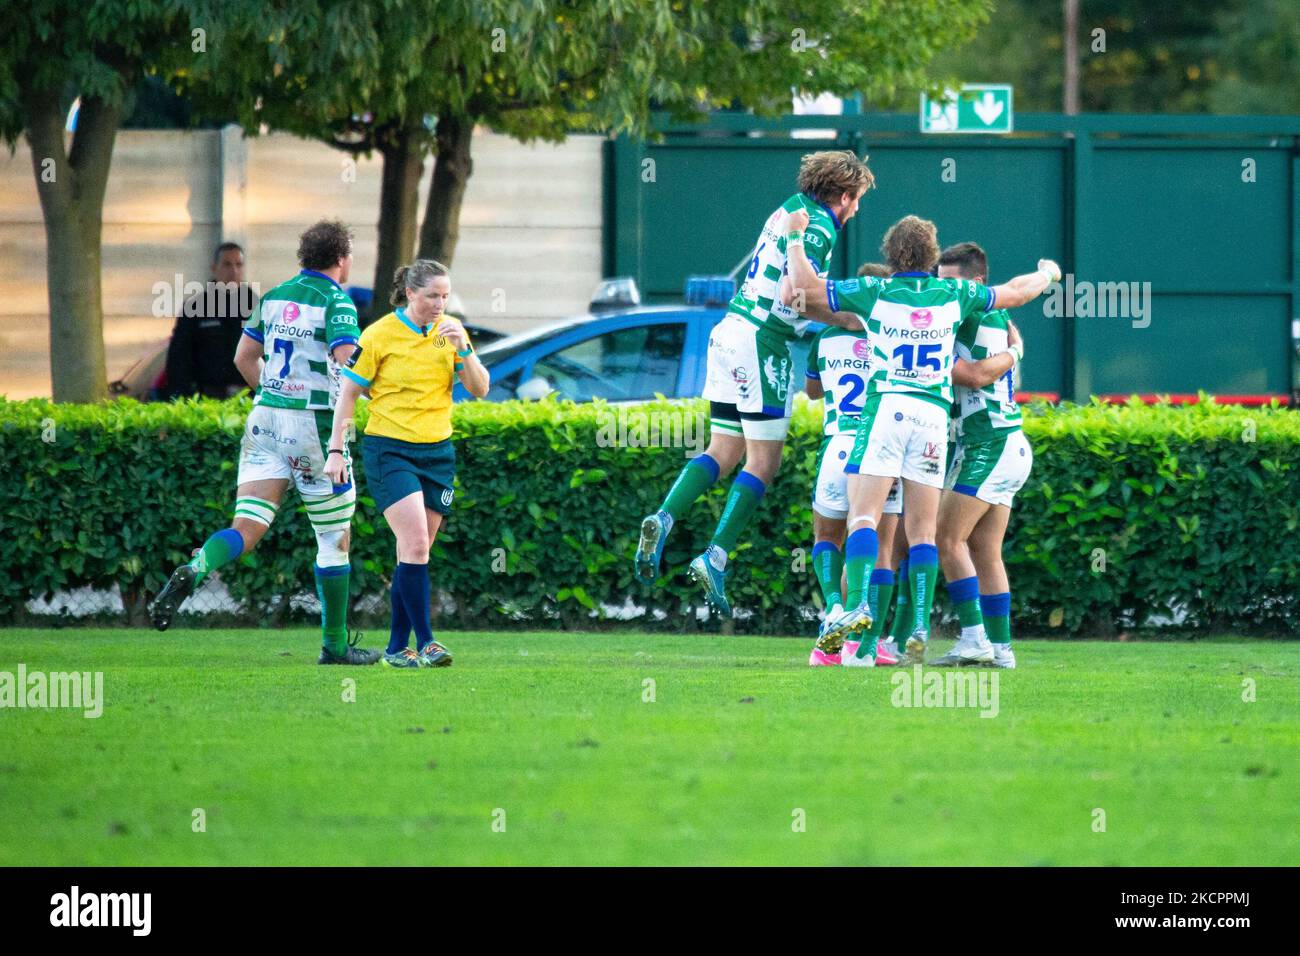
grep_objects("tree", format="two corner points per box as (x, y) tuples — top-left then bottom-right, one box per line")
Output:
(909, 0), (1300, 115)
(0, 1), (193, 402)
(405, 0), (997, 266)
(1210, 0), (1300, 114)
(2, 0), (995, 400)
(179, 0), (402, 308)
(188, 0), (993, 313)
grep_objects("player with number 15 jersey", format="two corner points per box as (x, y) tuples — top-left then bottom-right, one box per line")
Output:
(784, 211), (1060, 666)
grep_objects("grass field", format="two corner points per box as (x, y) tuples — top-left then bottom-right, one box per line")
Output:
(0, 628), (1296, 866)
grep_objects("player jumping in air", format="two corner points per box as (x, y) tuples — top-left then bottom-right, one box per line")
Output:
(633, 150), (875, 616)
(151, 220), (382, 666)
(931, 242), (1032, 669)
(784, 210), (1059, 666)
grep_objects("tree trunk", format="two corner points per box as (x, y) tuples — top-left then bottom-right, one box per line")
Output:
(1063, 0), (1080, 114)
(417, 113), (475, 267)
(24, 87), (121, 403)
(370, 127), (425, 321)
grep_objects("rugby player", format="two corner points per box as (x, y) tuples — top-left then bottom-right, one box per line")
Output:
(805, 261), (899, 666)
(151, 220), (381, 666)
(784, 210), (1058, 666)
(805, 261), (1020, 666)
(633, 150), (874, 617)
(931, 242), (1031, 669)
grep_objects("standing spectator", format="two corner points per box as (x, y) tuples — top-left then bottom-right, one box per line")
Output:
(162, 242), (255, 399)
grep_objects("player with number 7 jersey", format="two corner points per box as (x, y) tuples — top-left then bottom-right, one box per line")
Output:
(150, 220), (383, 667)
(246, 271), (360, 412)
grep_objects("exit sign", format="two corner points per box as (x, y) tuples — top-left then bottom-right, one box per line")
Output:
(920, 84), (1014, 134)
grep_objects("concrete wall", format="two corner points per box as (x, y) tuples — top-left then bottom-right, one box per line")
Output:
(0, 127), (604, 399)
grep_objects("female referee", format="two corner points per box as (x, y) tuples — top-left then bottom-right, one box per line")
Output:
(324, 259), (490, 668)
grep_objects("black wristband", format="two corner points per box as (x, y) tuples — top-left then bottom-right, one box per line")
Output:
(327, 449), (344, 456)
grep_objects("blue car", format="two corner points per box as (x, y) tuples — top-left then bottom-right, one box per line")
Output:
(455, 278), (821, 404)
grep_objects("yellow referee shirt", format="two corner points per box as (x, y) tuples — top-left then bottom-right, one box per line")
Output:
(340, 309), (468, 444)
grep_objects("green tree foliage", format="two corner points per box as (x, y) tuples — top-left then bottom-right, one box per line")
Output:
(182, 0), (992, 309)
(1209, 0), (1300, 114)
(0, 0), (994, 393)
(911, 0), (1300, 114)
(0, 1), (194, 402)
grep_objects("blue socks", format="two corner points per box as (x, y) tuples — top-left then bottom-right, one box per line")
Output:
(981, 591), (1013, 644)
(389, 562), (434, 654)
(387, 572), (413, 655)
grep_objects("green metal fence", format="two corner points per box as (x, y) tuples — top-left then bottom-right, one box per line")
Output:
(605, 113), (1300, 404)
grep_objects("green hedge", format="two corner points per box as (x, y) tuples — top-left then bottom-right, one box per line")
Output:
(2, 394), (1298, 635)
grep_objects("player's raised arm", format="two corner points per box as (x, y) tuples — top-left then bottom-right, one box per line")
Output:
(781, 210), (861, 330)
(989, 259), (1062, 310)
(780, 210), (828, 314)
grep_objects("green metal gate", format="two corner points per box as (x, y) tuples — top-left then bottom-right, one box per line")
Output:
(605, 113), (1300, 404)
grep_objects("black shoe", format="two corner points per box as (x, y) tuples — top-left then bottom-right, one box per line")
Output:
(318, 630), (382, 665)
(151, 564), (197, 631)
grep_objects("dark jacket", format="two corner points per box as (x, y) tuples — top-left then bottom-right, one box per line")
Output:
(162, 284), (256, 399)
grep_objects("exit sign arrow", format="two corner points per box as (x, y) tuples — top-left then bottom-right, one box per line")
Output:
(920, 84), (1014, 134)
(972, 91), (1005, 126)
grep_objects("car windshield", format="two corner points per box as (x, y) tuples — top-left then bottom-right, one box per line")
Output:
(473, 317), (596, 365)
(528, 322), (686, 402)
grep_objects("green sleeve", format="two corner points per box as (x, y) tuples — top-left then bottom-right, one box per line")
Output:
(803, 222), (836, 275)
(242, 297), (265, 344)
(325, 290), (361, 351)
(958, 279), (996, 321)
(829, 276), (880, 320)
